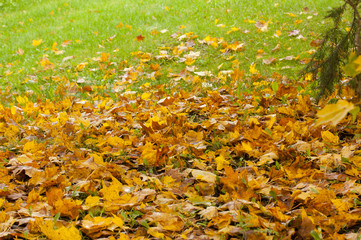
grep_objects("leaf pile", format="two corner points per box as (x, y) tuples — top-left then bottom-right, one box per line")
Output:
(1, 14), (361, 240)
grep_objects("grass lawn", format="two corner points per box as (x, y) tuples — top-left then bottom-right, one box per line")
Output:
(0, 0), (341, 101)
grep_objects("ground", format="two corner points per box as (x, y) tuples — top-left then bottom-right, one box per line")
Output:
(1, 0), (361, 240)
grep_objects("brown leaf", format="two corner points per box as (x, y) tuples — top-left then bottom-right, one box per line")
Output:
(272, 43), (281, 52)
(310, 39), (323, 47)
(262, 57), (277, 65)
(16, 48), (24, 55)
(298, 209), (315, 239)
(136, 35), (145, 41)
(255, 21), (268, 32)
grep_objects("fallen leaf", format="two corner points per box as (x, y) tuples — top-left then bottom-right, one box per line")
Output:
(255, 21), (268, 32)
(316, 100), (354, 126)
(136, 35), (145, 41)
(288, 29), (300, 37)
(32, 39), (43, 47)
(263, 57), (277, 65)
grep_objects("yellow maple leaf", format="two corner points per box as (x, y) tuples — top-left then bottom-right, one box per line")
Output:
(245, 19), (255, 24)
(191, 169), (217, 184)
(349, 155), (361, 168)
(331, 198), (352, 213)
(185, 58), (195, 65)
(100, 176), (123, 202)
(40, 220), (82, 240)
(0, 198), (5, 208)
(227, 27), (239, 34)
(52, 198), (82, 219)
(316, 100), (354, 126)
(116, 233), (130, 240)
(249, 64), (259, 74)
(82, 216), (113, 232)
(139, 141), (157, 165)
(241, 141), (253, 151)
(116, 22), (124, 28)
(84, 196), (101, 209)
(343, 52), (361, 76)
(107, 136), (125, 147)
(90, 153), (106, 166)
(23, 140), (43, 154)
(141, 92), (151, 101)
(75, 62), (88, 71)
(147, 227), (165, 238)
(111, 214), (124, 228)
(11, 105), (17, 115)
(16, 95), (28, 105)
(52, 42), (58, 51)
(145, 212), (184, 231)
(32, 39), (43, 47)
(215, 155), (229, 171)
(40, 57), (55, 69)
(22, 141), (36, 152)
(286, 12), (297, 17)
(321, 130), (339, 144)
(100, 52), (109, 63)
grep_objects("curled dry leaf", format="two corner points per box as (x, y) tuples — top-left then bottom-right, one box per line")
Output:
(262, 57), (277, 65)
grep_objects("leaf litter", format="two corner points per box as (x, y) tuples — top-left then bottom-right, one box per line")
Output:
(1, 6), (361, 240)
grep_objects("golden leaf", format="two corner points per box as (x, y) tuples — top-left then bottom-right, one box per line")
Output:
(190, 169), (217, 184)
(144, 212), (184, 231)
(199, 206), (218, 220)
(147, 227), (165, 238)
(227, 27), (239, 34)
(11, 106), (16, 115)
(185, 58), (195, 65)
(52, 42), (58, 51)
(100, 52), (109, 63)
(0, 198), (5, 208)
(116, 22), (124, 28)
(141, 92), (151, 101)
(100, 176), (123, 202)
(215, 155), (229, 171)
(316, 100), (354, 126)
(90, 153), (105, 166)
(40, 220), (81, 240)
(321, 130), (339, 144)
(331, 199), (352, 213)
(52, 198), (82, 219)
(32, 39), (43, 47)
(349, 155), (361, 168)
(111, 214), (124, 228)
(139, 141), (157, 165)
(84, 196), (101, 209)
(249, 64), (259, 74)
(107, 136), (125, 147)
(241, 141), (253, 151)
(81, 216), (113, 232)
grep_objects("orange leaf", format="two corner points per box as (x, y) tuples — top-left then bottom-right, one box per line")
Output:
(136, 35), (145, 41)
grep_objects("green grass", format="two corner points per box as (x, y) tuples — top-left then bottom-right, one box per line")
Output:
(0, 0), (342, 101)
